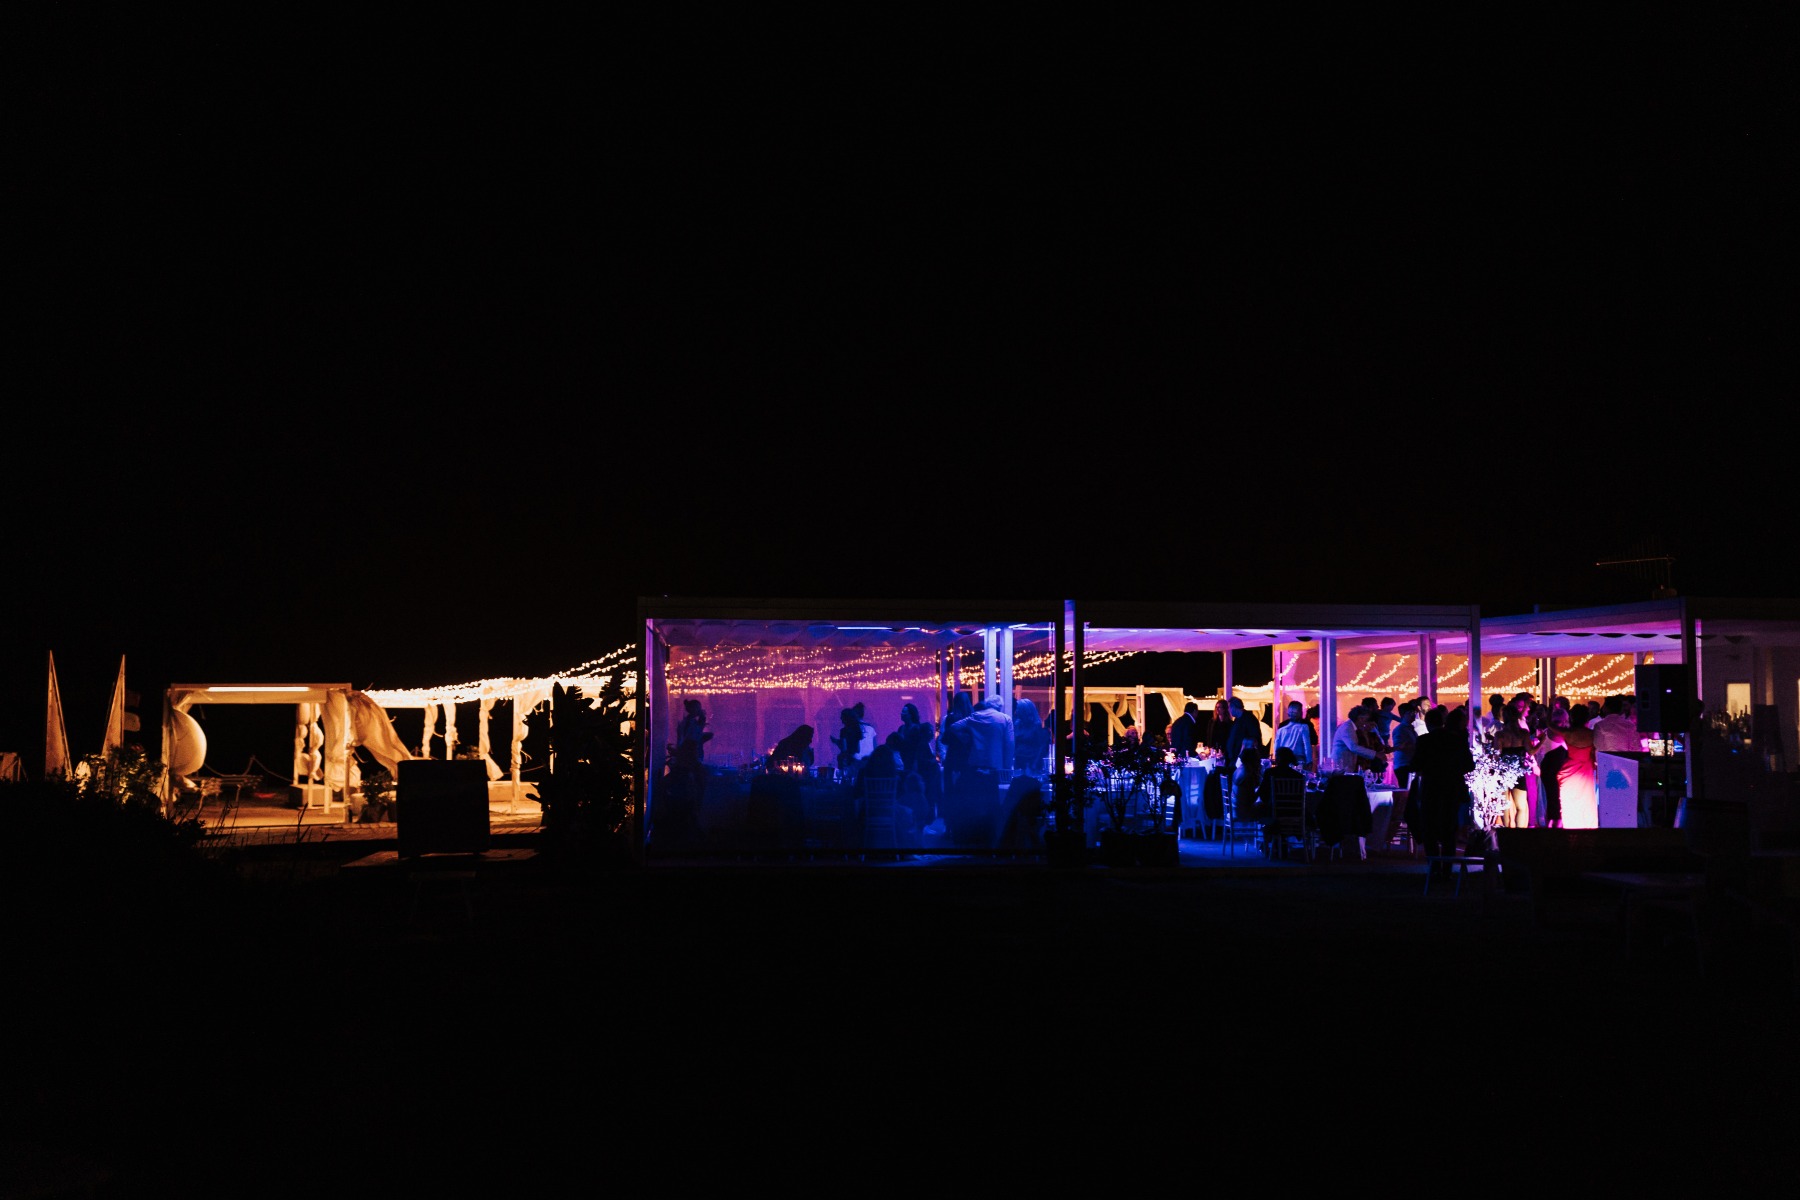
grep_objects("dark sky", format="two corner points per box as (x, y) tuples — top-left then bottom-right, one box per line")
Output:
(5, 11), (1793, 765)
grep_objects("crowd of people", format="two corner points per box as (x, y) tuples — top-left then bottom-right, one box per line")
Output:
(1158, 688), (1644, 870)
(663, 685), (1644, 858)
(726, 684), (1057, 848)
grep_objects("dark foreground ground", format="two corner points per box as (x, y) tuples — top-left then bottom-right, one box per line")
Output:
(5, 834), (1799, 1197)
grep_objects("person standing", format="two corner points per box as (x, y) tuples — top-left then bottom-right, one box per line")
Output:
(940, 691), (975, 804)
(1332, 706), (1388, 775)
(676, 699), (713, 764)
(1389, 700), (1419, 788)
(1535, 716), (1568, 829)
(1374, 697), (1403, 747)
(1590, 695), (1641, 753)
(1413, 704), (1475, 876)
(896, 701), (942, 828)
(832, 703), (877, 780)
(947, 693), (1015, 847)
(1231, 742), (1264, 829)
(1224, 696), (1264, 771)
(1012, 685), (1047, 775)
(1554, 703), (1600, 828)
(1476, 693), (1508, 744)
(1205, 699), (1232, 758)
(1494, 692), (1536, 829)
(854, 702), (878, 763)
(1169, 701), (1203, 757)
(1272, 700), (1316, 772)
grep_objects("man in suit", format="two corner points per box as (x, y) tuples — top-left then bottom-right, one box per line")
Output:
(1224, 696), (1264, 770)
(1168, 701), (1202, 757)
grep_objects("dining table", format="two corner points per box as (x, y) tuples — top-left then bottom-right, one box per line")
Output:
(1365, 783), (1408, 847)
(1305, 772), (1404, 856)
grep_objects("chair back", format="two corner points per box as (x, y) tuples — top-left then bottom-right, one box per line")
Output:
(1268, 774), (1309, 857)
(898, 771), (929, 838)
(862, 774), (900, 851)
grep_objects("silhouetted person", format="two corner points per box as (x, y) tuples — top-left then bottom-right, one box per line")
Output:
(676, 698), (713, 764)
(657, 737), (706, 849)
(941, 691), (974, 800)
(832, 704), (875, 779)
(1012, 685), (1046, 775)
(1256, 744), (1308, 837)
(1231, 742), (1263, 825)
(768, 723), (816, 773)
(1169, 701), (1202, 757)
(945, 693), (1013, 847)
(1224, 696), (1263, 770)
(1273, 700), (1316, 771)
(1413, 704), (1474, 875)
(895, 702), (941, 826)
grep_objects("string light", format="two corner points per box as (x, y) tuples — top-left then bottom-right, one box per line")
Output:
(368, 638), (1638, 719)
(366, 643), (639, 709)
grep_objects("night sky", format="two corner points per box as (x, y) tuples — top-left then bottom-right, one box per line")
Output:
(5, 11), (1793, 768)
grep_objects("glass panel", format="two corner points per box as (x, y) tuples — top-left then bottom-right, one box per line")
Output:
(647, 621), (1054, 859)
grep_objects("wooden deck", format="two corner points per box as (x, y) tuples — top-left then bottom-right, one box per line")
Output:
(181, 789), (544, 849)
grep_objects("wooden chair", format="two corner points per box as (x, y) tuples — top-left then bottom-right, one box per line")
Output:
(1266, 775), (1313, 860)
(860, 774), (900, 859)
(897, 770), (929, 844)
(1220, 777), (1262, 857)
(805, 785), (852, 855)
(1385, 779), (1419, 856)
(1199, 769), (1226, 841)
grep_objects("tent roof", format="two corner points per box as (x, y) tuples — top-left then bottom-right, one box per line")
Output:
(642, 594), (1800, 660)
(1473, 596), (1800, 658)
(642, 596), (1483, 654)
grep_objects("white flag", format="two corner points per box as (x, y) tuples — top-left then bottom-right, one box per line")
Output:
(103, 655), (127, 758)
(45, 651), (72, 779)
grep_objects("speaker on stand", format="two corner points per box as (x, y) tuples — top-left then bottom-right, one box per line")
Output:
(1634, 664), (1692, 737)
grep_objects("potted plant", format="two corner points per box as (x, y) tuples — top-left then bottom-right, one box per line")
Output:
(1093, 740), (1181, 867)
(539, 672), (639, 868)
(356, 765), (395, 824)
(1043, 767), (1104, 867)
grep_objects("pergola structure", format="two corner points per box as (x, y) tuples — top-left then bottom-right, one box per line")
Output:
(160, 683), (357, 814)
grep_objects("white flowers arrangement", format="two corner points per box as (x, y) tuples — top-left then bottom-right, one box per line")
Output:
(1464, 741), (1537, 830)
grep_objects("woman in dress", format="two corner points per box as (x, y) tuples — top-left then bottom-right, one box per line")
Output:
(1494, 692), (1536, 828)
(1206, 699), (1232, 758)
(1534, 714), (1567, 829)
(1231, 742), (1264, 826)
(1553, 703), (1600, 828)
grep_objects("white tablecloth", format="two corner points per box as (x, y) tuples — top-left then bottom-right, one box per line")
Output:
(1366, 786), (1405, 846)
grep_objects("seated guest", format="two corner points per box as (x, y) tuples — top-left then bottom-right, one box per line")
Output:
(1231, 743), (1263, 823)
(767, 723), (816, 773)
(1272, 700), (1316, 771)
(1256, 745), (1309, 831)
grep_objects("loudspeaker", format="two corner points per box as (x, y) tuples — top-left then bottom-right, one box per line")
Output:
(396, 759), (491, 858)
(1635, 664), (1692, 734)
